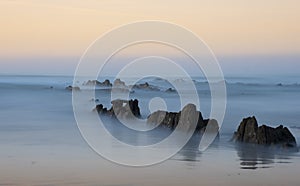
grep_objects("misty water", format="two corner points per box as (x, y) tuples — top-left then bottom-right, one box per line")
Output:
(1, 75), (300, 185)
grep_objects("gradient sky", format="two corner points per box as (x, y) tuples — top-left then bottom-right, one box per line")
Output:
(1, 0), (299, 75)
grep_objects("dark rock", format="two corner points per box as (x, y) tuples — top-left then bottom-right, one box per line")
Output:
(90, 98), (99, 102)
(94, 104), (107, 114)
(165, 88), (176, 92)
(136, 82), (149, 88)
(147, 104), (219, 134)
(102, 79), (112, 86)
(232, 116), (297, 148)
(94, 99), (141, 119)
(233, 116), (258, 143)
(65, 85), (80, 91)
(276, 83), (283, 86)
(201, 119), (219, 135)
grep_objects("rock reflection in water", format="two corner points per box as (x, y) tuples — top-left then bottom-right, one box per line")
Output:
(172, 133), (219, 164)
(176, 133), (202, 163)
(235, 143), (294, 170)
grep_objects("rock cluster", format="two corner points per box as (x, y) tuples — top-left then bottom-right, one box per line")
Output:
(83, 79), (112, 86)
(81, 79), (162, 92)
(94, 99), (141, 119)
(92, 96), (297, 150)
(232, 116), (297, 148)
(147, 104), (219, 134)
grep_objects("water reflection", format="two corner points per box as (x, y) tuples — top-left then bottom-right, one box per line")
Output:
(171, 133), (202, 165)
(172, 133), (220, 165)
(235, 143), (295, 170)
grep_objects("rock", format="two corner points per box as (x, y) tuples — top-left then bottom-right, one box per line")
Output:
(233, 116), (258, 143)
(201, 119), (219, 135)
(147, 103), (219, 134)
(132, 82), (160, 91)
(257, 125), (297, 146)
(165, 88), (176, 93)
(93, 104), (108, 114)
(137, 82), (150, 88)
(176, 104), (199, 132)
(232, 116), (297, 148)
(90, 98), (99, 102)
(65, 85), (80, 91)
(94, 99), (141, 119)
(113, 78), (126, 87)
(102, 79), (112, 86)
(147, 111), (179, 129)
(83, 79), (112, 86)
(83, 80), (99, 86)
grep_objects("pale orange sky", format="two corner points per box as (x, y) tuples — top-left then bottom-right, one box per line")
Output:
(1, 0), (299, 58)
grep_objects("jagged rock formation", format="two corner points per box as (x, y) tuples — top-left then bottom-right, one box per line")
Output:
(83, 79), (112, 86)
(232, 116), (297, 148)
(94, 99), (141, 119)
(147, 104), (219, 134)
(113, 79), (127, 87)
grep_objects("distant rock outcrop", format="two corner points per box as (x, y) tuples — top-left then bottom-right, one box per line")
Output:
(113, 78), (127, 87)
(232, 116), (297, 148)
(147, 104), (219, 134)
(94, 99), (141, 119)
(132, 82), (160, 91)
(83, 79), (112, 87)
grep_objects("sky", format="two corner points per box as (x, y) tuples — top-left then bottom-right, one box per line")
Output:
(0, 0), (299, 75)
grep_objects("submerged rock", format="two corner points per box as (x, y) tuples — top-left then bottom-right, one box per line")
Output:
(147, 103), (219, 134)
(94, 99), (141, 119)
(65, 85), (80, 91)
(90, 98), (99, 102)
(232, 116), (297, 148)
(165, 88), (176, 93)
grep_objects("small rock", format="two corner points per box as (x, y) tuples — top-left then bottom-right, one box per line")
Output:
(132, 82), (160, 91)
(65, 86), (80, 91)
(165, 88), (176, 92)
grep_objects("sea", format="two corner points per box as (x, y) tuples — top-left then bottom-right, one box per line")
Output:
(0, 74), (300, 185)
